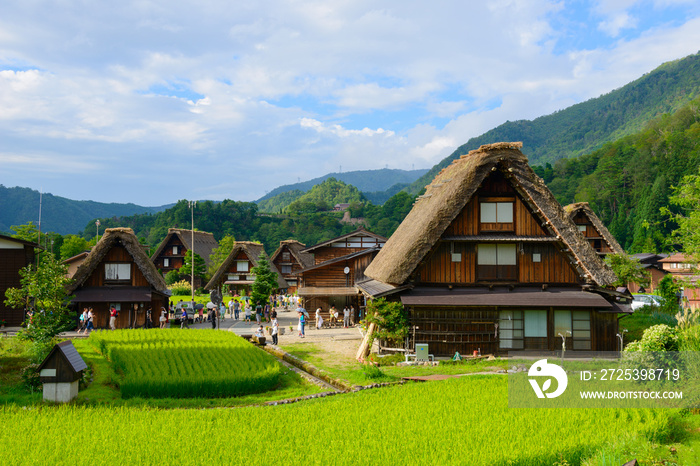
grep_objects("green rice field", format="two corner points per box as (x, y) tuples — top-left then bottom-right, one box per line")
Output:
(88, 329), (282, 398)
(0, 376), (682, 465)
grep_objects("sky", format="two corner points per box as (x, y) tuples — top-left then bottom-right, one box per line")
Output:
(1, 0), (700, 206)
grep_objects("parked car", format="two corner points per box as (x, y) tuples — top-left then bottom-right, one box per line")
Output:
(173, 302), (196, 324)
(631, 294), (663, 311)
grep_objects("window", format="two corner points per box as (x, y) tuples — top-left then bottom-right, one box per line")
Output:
(163, 258), (170, 267)
(480, 202), (513, 223)
(172, 246), (178, 255)
(572, 310), (591, 350)
(499, 310), (523, 349)
(553, 310), (571, 338)
(477, 244), (517, 280)
(236, 261), (249, 272)
(524, 310), (547, 337)
(281, 265), (292, 274)
(105, 263), (131, 281)
(227, 274), (240, 281)
(578, 225), (587, 232)
(532, 253), (541, 263)
(282, 252), (291, 262)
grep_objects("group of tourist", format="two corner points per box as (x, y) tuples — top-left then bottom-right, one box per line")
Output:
(77, 308), (95, 334)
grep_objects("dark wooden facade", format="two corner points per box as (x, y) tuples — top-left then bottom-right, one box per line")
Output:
(0, 235), (37, 326)
(153, 235), (186, 275)
(70, 238), (168, 330)
(298, 229), (385, 321)
(270, 241), (311, 295)
(221, 250), (256, 296)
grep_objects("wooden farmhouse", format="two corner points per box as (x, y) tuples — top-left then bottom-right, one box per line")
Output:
(564, 202), (624, 256)
(151, 228), (219, 287)
(0, 234), (38, 326)
(360, 142), (631, 356)
(658, 253), (700, 308)
(67, 228), (170, 329)
(270, 240), (314, 294)
(205, 241), (286, 296)
(628, 253), (669, 294)
(297, 228), (386, 319)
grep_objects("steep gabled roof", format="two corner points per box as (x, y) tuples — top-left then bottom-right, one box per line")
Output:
(205, 241), (287, 290)
(67, 228), (168, 294)
(564, 202), (624, 255)
(270, 239), (315, 268)
(364, 142), (617, 287)
(150, 228), (219, 267)
(300, 227), (386, 253)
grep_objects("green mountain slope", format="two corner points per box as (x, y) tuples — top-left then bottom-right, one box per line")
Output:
(0, 185), (172, 235)
(406, 51), (700, 195)
(256, 168), (428, 203)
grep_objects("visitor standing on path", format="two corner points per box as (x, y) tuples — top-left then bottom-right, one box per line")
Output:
(159, 308), (167, 328)
(211, 307), (218, 329)
(343, 306), (350, 328)
(298, 310), (306, 338)
(109, 306), (118, 330)
(255, 303), (262, 325)
(271, 316), (279, 345)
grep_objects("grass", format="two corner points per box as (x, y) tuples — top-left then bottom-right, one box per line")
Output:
(620, 307), (677, 344)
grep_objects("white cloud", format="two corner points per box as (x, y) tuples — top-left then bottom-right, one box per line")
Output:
(0, 1), (698, 206)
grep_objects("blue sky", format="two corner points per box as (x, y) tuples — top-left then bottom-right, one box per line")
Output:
(1, 0), (699, 206)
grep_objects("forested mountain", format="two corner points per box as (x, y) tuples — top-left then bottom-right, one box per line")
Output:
(285, 178), (365, 215)
(83, 180), (415, 256)
(255, 168), (428, 204)
(535, 95), (700, 254)
(406, 51), (700, 196)
(0, 185), (172, 235)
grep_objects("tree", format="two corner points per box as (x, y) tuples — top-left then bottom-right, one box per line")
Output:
(208, 235), (235, 279)
(182, 250), (206, 283)
(60, 234), (90, 260)
(604, 254), (650, 288)
(364, 298), (409, 346)
(664, 168), (700, 262)
(10, 221), (40, 243)
(4, 253), (75, 342)
(250, 253), (279, 307)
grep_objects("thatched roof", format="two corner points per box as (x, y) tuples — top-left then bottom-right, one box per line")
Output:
(270, 239), (315, 269)
(563, 202), (625, 255)
(204, 241), (287, 290)
(67, 228), (168, 294)
(150, 228), (219, 267)
(364, 142), (617, 287)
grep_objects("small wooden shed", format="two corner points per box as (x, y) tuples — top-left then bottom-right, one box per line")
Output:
(37, 340), (88, 402)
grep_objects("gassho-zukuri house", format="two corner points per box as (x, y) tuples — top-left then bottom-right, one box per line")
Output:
(358, 142), (631, 356)
(564, 202), (624, 257)
(67, 228), (170, 329)
(205, 241), (287, 296)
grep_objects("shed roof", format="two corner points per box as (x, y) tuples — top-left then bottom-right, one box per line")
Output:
(37, 340), (88, 374)
(364, 142), (616, 287)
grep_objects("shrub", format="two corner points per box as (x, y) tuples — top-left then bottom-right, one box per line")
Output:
(164, 270), (181, 285)
(625, 324), (680, 352)
(169, 280), (192, 295)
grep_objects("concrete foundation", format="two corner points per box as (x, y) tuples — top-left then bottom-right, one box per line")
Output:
(43, 381), (79, 403)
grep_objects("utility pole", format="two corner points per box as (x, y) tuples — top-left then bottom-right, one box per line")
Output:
(189, 200), (197, 309)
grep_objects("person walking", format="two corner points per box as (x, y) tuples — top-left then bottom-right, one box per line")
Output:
(264, 303), (270, 323)
(255, 303), (262, 325)
(86, 308), (95, 333)
(244, 304), (252, 322)
(233, 299), (240, 320)
(271, 316), (279, 345)
(315, 307), (321, 329)
(78, 308), (88, 333)
(343, 306), (350, 328)
(159, 308), (167, 328)
(211, 307), (217, 329)
(350, 305), (356, 326)
(181, 308), (189, 329)
(145, 307), (152, 329)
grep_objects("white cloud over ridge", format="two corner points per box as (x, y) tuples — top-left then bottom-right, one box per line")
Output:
(0, 0), (699, 207)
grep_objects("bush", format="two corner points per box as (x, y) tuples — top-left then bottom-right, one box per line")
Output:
(169, 280), (192, 295)
(625, 324), (680, 352)
(164, 270), (181, 285)
(679, 325), (700, 351)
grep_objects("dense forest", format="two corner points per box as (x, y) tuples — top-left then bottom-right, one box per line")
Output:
(533, 96), (700, 254)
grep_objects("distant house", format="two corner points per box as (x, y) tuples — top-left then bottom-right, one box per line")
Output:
(67, 228), (170, 329)
(205, 242), (286, 297)
(297, 228), (386, 320)
(0, 234), (38, 326)
(658, 253), (700, 308)
(628, 253), (668, 294)
(564, 202), (624, 256)
(360, 142), (630, 356)
(151, 228), (219, 287)
(270, 240), (314, 295)
(63, 251), (90, 278)
(333, 203), (351, 212)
